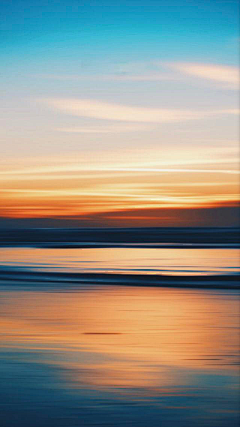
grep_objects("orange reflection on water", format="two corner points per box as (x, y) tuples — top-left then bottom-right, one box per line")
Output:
(0, 286), (239, 393)
(0, 247), (239, 275)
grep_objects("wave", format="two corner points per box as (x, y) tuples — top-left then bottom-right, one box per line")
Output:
(0, 268), (239, 289)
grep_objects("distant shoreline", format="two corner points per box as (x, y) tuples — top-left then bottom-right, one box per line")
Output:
(1, 242), (239, 249)
(0, 227), (239, 248)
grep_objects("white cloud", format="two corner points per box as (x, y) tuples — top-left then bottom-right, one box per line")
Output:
(41, 98), (238, 124)
(56, 124), (150, 133)
(34, 72), (177, 82)
(45, 98), (200, 123)
(34, 61), (239, 88)
(168, 62), (239, 89)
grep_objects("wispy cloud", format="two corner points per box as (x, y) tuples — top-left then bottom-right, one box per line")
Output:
(0, 164), (238, 178)
(34, 61), (239, 89)
(34, 72), (178, 82)
(56, 124), (150, 133)
(168, 63), (239, 89)
(41, 98), (238, 124)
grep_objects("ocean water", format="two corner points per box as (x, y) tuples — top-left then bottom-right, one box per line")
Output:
(0, 247), (239, 276)
(0, 284), (239, 427)
(0, 243), (239, 426)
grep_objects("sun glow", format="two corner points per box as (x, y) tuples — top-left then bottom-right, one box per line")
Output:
(0, 144), (239, 224)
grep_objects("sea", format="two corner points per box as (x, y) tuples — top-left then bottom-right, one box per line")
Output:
(0, 227), (239, 427)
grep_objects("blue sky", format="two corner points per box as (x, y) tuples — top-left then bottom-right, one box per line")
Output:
(2, 0), (239, 67)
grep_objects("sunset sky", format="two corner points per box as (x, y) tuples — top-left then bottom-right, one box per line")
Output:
(1, 0), (239, 227)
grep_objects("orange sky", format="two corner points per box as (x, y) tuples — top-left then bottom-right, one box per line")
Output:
(0, 144), (239, 226)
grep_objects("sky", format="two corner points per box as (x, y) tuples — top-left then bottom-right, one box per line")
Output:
(1, 0), (239, 227)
